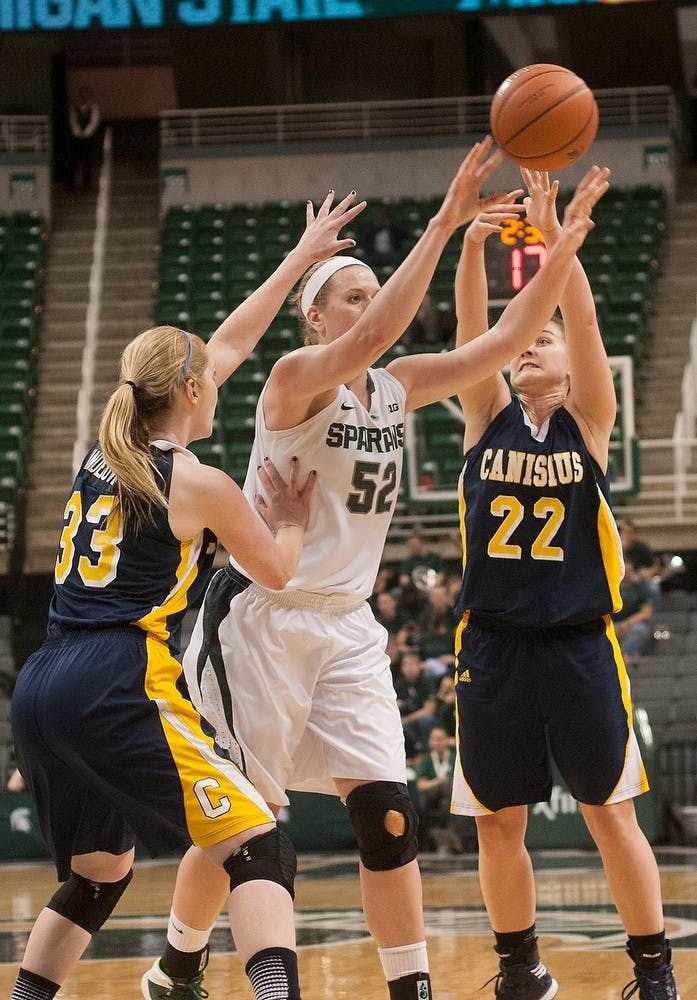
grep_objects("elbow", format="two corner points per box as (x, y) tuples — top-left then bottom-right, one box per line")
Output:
(255, 564), (293, 591)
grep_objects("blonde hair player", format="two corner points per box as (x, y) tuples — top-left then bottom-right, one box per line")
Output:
(451, 168), (680, 1000)
(8, 191), (365, 1000)
(144, 140), (609, 1000)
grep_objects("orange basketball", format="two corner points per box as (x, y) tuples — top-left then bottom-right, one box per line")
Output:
(490, 63), (599, 171)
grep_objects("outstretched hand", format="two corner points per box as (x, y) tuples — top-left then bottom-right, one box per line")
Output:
(254, 457), (317, 534)
(465, 189), (525, 247)
(434, 136), (515, 233)
(295, 191), (367, 265)
(520, 168), (560, 236)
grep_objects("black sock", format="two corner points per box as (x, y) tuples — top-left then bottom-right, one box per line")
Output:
(161, 942), (209, 981)
(627, 931), (669, 971)
(11, 968), (61, 1000)
(245, 947), (300, 1000)
(387, 971), (432, 999)
(494, 925), (539, 967)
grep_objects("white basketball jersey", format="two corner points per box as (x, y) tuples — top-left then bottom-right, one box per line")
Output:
(230, 368), (406, 599)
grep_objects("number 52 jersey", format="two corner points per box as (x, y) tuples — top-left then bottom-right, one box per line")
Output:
(454, 398), (624, 629)
(230, 368), (406, 601)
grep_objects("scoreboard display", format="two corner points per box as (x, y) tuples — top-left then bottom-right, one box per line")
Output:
(0, 0), (660, 31)
(484, 214), (548, 303)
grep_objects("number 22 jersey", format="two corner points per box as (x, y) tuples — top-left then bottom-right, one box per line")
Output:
(454, 398), (623, 629)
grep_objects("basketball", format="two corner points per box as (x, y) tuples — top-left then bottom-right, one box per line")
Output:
(490, 63), (599, 171)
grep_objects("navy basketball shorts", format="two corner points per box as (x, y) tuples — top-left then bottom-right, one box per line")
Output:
(11, 623), (273, 880)
(451, 614), (648, 816)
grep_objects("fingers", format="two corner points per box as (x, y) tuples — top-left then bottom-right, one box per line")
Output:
(257, 457), (284, 495)
(305, 200), (315, 226)
(316, 190), (336, 217)
(299, 468), (318, 501)
(476, 146), (505, 179)
(337, 199), (367, 224)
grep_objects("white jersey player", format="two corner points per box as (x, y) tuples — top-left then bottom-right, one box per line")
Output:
(150, 146), (609, 1000)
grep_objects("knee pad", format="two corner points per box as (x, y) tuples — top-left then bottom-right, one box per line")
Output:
(346, 781), (419, 871)
(47, 869), (133, 934)
(223, 827), (297, 900)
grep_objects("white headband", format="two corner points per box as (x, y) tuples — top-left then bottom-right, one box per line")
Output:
(300, 256), (373, 319)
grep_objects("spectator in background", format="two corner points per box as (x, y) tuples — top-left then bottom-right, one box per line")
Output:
(432, 674), (457, 747)
(394, 649), (438, 756)
(395, 579), (431, 631)
(362, 207), (409, 270)
(373, 590), (404, 672)
(403, 290), (456, 349)
(399, 532), (446, 590)
(414, 726), (461, 854)
(66, 87), (101, 192)
(418, 583), (457, 679)
(614, 556), (655, 666)
(619, 518), (663, 613)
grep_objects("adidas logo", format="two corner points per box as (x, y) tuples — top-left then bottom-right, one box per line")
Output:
(459, 668), (471, 683)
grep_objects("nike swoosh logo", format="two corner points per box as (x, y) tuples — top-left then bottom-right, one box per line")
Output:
(172, 923), (184, 934)
(341, 403), (354, 410)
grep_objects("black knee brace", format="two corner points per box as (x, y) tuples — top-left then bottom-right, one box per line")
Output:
(346, 781), (419, 871)
(223, 828), (297, 900)
(47, 869), (133, 934)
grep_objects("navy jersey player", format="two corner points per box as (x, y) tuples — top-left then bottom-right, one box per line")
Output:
(452, 169), (679, 1000)
(9, 190), (367, 1000)
(144, 144), (610, 1000)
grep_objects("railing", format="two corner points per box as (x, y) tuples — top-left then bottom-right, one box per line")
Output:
(159, 86), (677, 150)
(0, 116), (50, 154)
(73, 127), (112, 475)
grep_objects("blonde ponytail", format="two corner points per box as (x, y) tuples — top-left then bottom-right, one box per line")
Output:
(99, 325), (207, 531)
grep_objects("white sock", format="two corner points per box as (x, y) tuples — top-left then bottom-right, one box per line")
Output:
(378, 941), (430, 981)
(167, 912), (216, 953)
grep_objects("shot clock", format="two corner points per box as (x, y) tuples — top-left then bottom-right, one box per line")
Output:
(484, 214), (548, 303)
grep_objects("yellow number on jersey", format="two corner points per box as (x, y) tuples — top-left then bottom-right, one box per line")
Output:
(487, 494), (565, 562)
(55, 491), (123, 587)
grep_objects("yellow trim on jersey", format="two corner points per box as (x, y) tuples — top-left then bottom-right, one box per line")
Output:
(603, 616), (649, 803)
(596, 488), (624, 613)
(452, 615), (494, 816)
(458, 466), (467, 574)
(135, 538), (201, 642)
(143, 635), (273, 844)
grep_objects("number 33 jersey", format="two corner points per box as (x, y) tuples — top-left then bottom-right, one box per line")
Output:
(231, 368), (406, 600)
(455, 399), (624, 628)
(49, 441), (217, 651)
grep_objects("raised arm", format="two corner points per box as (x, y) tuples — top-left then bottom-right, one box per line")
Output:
(265, 137), (509, 423)
(453, 193), (525, 442)
(206, 191), (366, 385)
(387, 166), (610, 422)
(521, 168), (616, 465)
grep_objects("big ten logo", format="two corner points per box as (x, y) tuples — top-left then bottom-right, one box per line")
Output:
(9, 173), (37, 204)
(161, 168), (189, 199)
(531, 784), (579, 822)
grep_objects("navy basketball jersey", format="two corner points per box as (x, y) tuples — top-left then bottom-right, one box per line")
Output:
(455, 399), (623, 628)
(49, 441), (217, 652)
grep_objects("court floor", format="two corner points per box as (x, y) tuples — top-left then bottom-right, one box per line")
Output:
(1, 848), (696, 999)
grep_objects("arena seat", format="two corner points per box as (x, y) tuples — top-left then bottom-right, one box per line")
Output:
(153, 187), (666, 495)
(0, 211), (45, 560)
